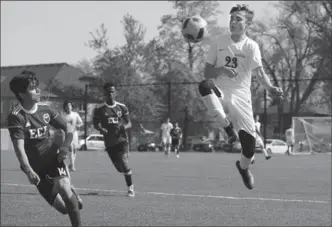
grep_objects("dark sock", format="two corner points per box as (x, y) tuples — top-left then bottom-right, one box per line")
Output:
(63, 194), (81, 227)
(124, 173), (133, 187)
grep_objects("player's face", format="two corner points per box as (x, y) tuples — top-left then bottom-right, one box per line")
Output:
(104, 86), (116, 101)
(20, 81), (41, 103)
(229, 11), (248, 35)
(65, 103), (73, 113)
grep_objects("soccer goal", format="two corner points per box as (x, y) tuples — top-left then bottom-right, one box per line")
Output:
(292, 116), (332, 155)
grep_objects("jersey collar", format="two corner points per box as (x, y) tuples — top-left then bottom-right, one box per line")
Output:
(19, 103), (38, 114)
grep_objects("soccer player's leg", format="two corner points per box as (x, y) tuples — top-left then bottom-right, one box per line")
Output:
(257, 135), (271, 160)
(106, 143), (135, 197)
(229, 96), (255, 189)
(38, 159), (82, 227)
(198, 79), (237, 144)
(166, 137), (172, 156)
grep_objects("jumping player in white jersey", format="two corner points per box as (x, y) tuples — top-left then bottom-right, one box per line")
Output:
(198, 4), (283, 189)
(62, 101), (83, 172)
(251, 115), (271, 164)
(160, 117), (173, 157)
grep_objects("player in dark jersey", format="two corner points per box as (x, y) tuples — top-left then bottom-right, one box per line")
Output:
(92, 82), (135, 197)
(170, 122), (182, 158)
(7, 70), (82, 227)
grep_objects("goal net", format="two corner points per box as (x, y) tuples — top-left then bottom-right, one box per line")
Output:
(292, 117), (332, 154)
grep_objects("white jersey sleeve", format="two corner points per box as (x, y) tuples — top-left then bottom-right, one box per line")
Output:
(250, 42), (263, 71)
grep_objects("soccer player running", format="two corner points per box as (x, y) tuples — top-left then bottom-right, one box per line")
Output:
(92, 82), (135, 197)
(170, 122), (183, 158)
(252, 115), (271, 164)
(198, 4), (283, 189)
(7, 71), (83, 227)
(62, 100), (83, 172)
(160, 117), (173, 157)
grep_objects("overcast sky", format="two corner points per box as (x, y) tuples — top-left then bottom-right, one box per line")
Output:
(1, 1), (277, 66)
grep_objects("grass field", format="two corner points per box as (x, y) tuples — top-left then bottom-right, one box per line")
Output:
(1, 150), (331, 226)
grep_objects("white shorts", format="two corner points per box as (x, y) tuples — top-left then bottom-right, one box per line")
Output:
(218, 89), (255, 136)
(286, 139), (295, 146)
(71, 131), (79, 148)
(162, 136), (172, 145)
(256, 135), (264, 147)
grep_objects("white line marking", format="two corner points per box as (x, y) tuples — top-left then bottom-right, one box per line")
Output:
(2, 183), (329, 204)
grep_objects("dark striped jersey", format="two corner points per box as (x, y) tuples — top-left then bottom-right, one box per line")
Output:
(7, 103), (66, 169)
(92, 101), (129, 147)
(170, 127), (182, 139)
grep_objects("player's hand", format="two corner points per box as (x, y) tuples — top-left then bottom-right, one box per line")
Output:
(26, 170), (40, 185)
(58, 146), (69, 162)
(268, 86), (283, 100)
(221, 66), (238, 78)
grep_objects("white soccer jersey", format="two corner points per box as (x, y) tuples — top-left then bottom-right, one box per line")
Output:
(206, 34), (263, 96)
(161, 122), (173, 138)
(63, 111), (83, 130)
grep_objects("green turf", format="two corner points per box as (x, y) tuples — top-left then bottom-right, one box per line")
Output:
(1, 150), (331, 226)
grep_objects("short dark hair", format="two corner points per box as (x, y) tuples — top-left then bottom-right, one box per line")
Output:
(9, 70), (39, 98)
(229, 4), (254, 22)
(63, 100), (73, 110)
(103, 82), (115, 90)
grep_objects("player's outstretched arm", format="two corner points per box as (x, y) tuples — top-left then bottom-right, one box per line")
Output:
(254, 66), (283, 99)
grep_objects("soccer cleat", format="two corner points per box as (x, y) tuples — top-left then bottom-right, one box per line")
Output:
(266, 156), (271, 160)
(236, 161), (254, 190)
(127, 185), (135, 197)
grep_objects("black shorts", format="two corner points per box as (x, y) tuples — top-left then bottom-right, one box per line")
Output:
(172, 138), (180, 146)
(106, 142), (130, 173)
(35, 158), (70, 206)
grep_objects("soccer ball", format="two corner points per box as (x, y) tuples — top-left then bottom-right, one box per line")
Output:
(181, 15), (207, 43)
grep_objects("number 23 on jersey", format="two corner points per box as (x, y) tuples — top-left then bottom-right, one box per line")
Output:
(225, 56), (238, 69)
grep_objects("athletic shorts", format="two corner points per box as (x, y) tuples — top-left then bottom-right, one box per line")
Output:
(172, 138), (180, 146)
(162, 136), (172, 145)
(33, 158), (70, 206)
(256, 135), (264, 147)
(106, 142), (130, 173)
(216, 87), (256, 136)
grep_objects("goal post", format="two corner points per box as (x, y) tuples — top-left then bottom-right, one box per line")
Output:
(292, 116), (332, 154)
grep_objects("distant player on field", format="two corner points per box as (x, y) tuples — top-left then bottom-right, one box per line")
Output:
(198, 4), (283, 189)
(170, 122), (182, 158)
(160, 117), (173, 157)
(92, 82), (135, 197)
(251, 115), (271, 164)
(7, 70), (82, 227)
(62, 100), (83, 172)
(285, 126), (295, 156)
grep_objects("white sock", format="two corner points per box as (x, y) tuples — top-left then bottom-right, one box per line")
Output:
(240, 153), (254, 170)
(201, 94), (229, 128)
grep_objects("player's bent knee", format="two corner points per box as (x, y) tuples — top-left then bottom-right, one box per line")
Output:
(238, 130), (256, 159)
(198, 79), (222, 97)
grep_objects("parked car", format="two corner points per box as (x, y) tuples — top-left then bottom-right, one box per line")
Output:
(223, 141), (242, 153)
(137, 142), (163, 152)
(265, 139), (288, 154)
(79, 134), (105, 151)
(192, 141), (214, 152)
